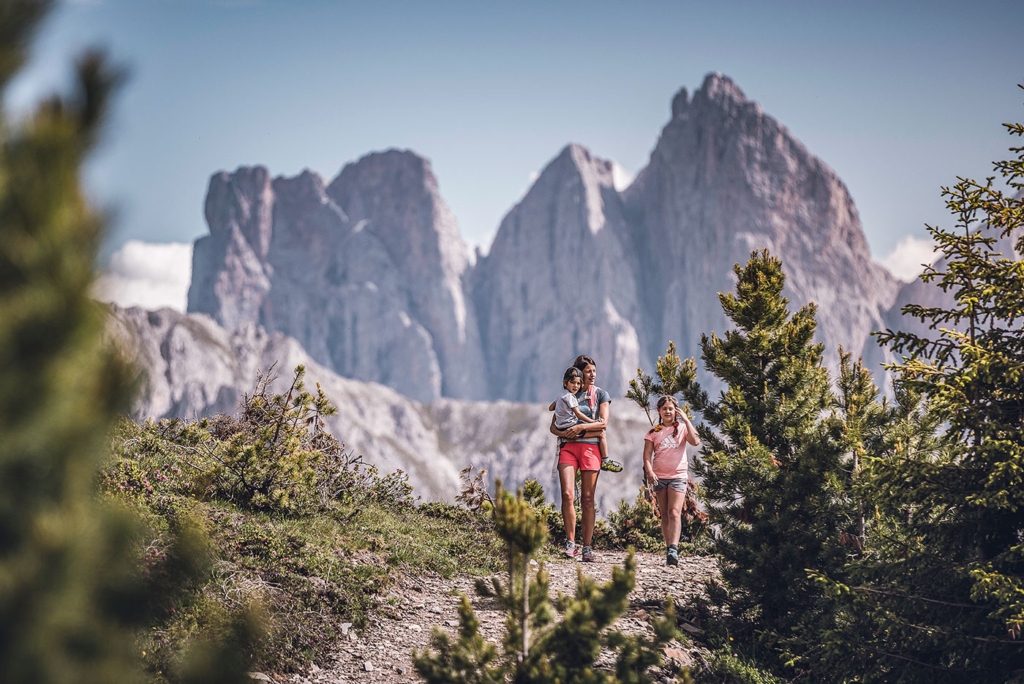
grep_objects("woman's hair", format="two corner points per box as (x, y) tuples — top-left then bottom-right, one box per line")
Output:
(649, 395), (680, 438)
(573, 354), (596, 372)
(562, 366), (583, 387)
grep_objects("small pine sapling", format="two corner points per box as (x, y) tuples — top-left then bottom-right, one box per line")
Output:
(626, 343), (708, 529)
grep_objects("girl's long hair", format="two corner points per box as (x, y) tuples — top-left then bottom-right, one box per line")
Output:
(648, 395), (680, 438)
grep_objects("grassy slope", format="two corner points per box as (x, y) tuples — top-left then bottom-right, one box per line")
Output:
(103, 418), (504, 680)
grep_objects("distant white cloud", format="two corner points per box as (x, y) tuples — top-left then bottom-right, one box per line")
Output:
(93, 241), (193, 312)
(611, 161), (634, 192)
(879, 236), (939, 282)
(528, 170), (540, 185)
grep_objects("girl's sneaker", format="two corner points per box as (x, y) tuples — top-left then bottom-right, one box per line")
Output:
(581, 546), (595, 563)
(563, 540), (578, 559)
(600, 458), (623, 473)
(666, 546), (679, 566)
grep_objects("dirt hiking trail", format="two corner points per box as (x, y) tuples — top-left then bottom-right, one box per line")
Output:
(262, 550), (717, 684)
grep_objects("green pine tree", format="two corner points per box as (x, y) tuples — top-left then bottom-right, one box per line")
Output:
(414, 483), (687, 684)
(0, 3), (253, 681)
(831, 347), (888, 550)
(807, 88), (1024, 682)
(677, 250), (850, 632)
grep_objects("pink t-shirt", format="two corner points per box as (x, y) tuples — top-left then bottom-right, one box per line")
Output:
(644, 423), (689, 479)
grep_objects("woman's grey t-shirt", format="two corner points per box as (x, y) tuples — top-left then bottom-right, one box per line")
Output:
(568, 386), (611, 444)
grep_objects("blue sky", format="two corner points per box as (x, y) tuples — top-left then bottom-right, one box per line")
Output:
(8, 0), (1024, 290)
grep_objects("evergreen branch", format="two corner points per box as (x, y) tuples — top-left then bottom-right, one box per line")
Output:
(849, 585), (986, 610)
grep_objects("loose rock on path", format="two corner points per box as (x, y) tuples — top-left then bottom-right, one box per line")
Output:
(267, 550), (717, 684)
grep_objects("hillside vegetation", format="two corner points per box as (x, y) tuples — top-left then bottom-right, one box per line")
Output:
(100, 366), (503, 676)
(99, 364), (713, 679)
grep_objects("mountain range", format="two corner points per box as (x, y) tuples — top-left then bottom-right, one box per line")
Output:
(114, 72), (961, 504)
(185, 73), (901, 404)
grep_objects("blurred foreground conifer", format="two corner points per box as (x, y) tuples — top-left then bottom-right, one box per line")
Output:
(0, 3), (253, 682)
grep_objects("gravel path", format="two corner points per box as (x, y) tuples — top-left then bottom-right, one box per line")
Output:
(263, 550), (717, 684)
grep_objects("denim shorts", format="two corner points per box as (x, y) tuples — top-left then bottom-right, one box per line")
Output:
(652, 477), (688, 493)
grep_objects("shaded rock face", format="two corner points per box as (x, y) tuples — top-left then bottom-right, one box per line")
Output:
(189, 73), (899, 403)
(470, 144), (645, 401)
(188, 151), (484, 404)
(112, 306), (650, 509)
(188, 167), (274, 331)
(620, 73), (898, 375)
(325, 151), (485, 401)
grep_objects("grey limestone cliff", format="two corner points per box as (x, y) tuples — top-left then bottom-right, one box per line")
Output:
(188, 151), (484, 404)
(471, 73), (900, 400)
(621, 73), (899, 374)
(470, 144), (645, 401)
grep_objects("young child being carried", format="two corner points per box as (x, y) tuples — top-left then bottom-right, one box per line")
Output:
(550, 367), (620, 474)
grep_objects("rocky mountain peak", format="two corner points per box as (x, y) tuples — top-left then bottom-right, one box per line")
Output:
(189, 148), (486, 403)
(670, 87), (689, 119)
(625, 72), (898, 373)
(696, 72), (748, 108)
(204, 165), (274, 259)
(327, 148), (470, 281)
(532, 143), (618, 235)
(272, 169), (335, 211)
(471, 141), (644, 400)
(670, 73), (750, 121)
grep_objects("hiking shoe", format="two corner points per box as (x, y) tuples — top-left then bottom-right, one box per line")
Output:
(600, 459), (623, 473)
(666, 547), (679, 566)
(563, 540), (578, 559)
(581, 546), (595, 563)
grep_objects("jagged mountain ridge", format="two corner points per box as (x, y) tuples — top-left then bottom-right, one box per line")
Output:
(189, 152), (484, 403)
(187, 72), (900, 404)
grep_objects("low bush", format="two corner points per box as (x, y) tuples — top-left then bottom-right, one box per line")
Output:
(606, 491), (663, 552)
(127, 366), (414, 515)
(694, 650), (784, 684)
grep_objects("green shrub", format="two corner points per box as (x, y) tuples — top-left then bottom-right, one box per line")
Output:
(606, 491), (663, 552)
(696, 650), (783, 684)
(110, 368), (414, 517)
(0, 4), (254, 681)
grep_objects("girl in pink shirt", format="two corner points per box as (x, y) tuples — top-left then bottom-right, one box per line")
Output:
(643, 395), (701, 566)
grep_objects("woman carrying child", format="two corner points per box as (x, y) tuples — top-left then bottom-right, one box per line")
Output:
(549, 354), (615, 563)
(643, 395), (700, 566)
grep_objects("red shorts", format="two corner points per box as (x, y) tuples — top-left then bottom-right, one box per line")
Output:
(558, 442), (602, 471)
